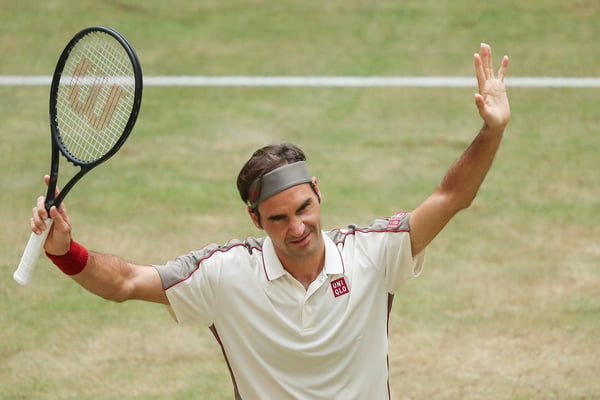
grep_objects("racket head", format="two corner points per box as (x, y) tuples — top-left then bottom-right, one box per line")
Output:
(14, 27), (142, 285)
(49, 26), (143, 168)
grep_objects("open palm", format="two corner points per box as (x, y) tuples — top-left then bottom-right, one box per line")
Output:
(474, 43), (510, 130)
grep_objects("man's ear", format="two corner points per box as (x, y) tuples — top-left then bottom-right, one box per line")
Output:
(247, 207), (263, 229)
(312, 177), (322, 202)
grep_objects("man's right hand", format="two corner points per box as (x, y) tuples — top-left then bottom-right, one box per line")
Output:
(31, 175), (72, 255)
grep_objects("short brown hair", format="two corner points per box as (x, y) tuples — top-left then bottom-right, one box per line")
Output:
(237, 143), (306, 205)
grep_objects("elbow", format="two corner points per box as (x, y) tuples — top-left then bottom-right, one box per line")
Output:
(97, 291), (128, 303)
(111, 283), (136, 303)
(108, 294), (129, 303)
(94, 283), (132, 303)
(446, 191), (477, 215)
(435, 182), (479, 215)
(458, 194), (476, 211)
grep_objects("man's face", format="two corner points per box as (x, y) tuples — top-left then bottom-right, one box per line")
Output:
(251, 181), (323, 266)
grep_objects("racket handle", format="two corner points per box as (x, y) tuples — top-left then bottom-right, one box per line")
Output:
(14, 219), (54, 285)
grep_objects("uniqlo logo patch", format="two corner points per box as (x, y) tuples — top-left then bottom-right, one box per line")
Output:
(330, 277), (349, 298)
(387, 211), (408, 229)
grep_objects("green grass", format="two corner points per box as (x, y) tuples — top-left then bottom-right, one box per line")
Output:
(1, 1), (599, 399)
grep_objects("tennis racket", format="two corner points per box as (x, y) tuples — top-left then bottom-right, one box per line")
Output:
(13, 26), (143, 285)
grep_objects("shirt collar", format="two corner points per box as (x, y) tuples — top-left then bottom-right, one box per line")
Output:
(262, 232), (344, 281)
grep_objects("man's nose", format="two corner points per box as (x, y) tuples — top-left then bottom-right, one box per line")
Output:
(289, 216), (305, 237)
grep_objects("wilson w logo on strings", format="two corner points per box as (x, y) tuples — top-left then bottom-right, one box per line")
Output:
(65, 58), (130, 131)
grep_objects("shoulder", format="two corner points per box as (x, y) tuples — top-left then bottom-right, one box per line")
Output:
(153, 236), (266, 290)
(326, 212), (412, 243)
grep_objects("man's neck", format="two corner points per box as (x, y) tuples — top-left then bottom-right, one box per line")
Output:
(279, 249), (325, 291)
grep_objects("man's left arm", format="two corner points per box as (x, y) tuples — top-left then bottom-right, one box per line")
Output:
(409, 43), (511, 256)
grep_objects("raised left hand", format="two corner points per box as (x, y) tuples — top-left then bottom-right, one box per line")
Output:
(474, 43), (510, 131)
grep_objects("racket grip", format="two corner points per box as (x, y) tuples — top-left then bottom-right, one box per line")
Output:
(14, 219), (54, 285)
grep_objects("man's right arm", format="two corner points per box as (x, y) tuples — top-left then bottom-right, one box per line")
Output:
(31, 176), (168, 305)
(71, 249), (168, 304)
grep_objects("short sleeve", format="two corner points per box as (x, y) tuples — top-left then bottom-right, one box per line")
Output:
(361, 212), (426, 293)
(152, 245), (221, 326)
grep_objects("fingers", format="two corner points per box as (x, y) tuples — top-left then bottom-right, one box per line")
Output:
(48, 205), (65, 227)
(44, 174), (61, 199)
(31, 175), (66, 235)
(474, 93), (485, 109)
(484, 43), (493, 79)
(31, 178), (50, 234)
(497, 55), (509, 82)
(474, 43), (491, 89)
(472, 43), (511, 131)
(30, 196), (47, 235)
(474, 43), (509, 88)
(474, 43), (492, 85)
(474, 52), (484, 88)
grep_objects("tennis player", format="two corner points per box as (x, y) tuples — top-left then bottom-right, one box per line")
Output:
(30, 43), (510, 398)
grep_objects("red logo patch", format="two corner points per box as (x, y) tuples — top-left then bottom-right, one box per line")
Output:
(387, 211), (408, 229)
(331, 277), (349, 298)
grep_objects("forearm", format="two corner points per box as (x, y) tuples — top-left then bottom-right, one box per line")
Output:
(72, 249), (168, 304)
(33, 179), (167, 304)
(69, 250), (137, 302)
(409, 124), (505, 255)
(44, 236), (162, 303)
(436, 124), (504, 211)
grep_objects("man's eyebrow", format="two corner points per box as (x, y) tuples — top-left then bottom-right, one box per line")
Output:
(266, 213), (286, 221)
(296, 197), (313, 213)
(266, 198), (313, 222)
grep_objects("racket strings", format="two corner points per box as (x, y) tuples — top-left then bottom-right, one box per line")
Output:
(56, 31), (136, 163)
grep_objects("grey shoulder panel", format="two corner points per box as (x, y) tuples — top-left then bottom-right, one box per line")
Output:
(153, 236), (266, 290)
(366, 212), (411, 231)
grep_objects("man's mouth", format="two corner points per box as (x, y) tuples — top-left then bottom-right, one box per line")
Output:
(289, 232), (310, 246)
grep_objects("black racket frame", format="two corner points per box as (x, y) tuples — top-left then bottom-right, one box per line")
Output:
(45, 26), (143, 212)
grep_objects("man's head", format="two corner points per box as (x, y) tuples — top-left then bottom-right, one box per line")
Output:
(237, 144), (323, 264)
(237, 143), (320, 218)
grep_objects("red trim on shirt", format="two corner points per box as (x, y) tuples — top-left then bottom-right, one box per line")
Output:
(165, 243), (262, 290)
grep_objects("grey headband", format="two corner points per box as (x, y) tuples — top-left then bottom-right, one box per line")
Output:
(247, 161), (313, 208)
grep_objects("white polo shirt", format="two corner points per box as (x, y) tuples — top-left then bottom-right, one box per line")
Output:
(153, 212), (424, 399)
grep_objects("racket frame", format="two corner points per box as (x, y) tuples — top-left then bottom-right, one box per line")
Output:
(45, 26), (143, 212)
(14, 26), (143, 285)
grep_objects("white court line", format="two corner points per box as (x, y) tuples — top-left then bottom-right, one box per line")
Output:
(0, 75), (599, 88)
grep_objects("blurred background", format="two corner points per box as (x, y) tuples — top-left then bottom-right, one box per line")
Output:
(1, 1), (598, 399)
